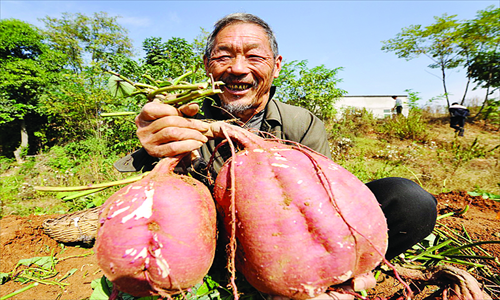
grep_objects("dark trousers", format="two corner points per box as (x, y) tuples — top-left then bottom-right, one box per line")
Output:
(366, 177), (437, 260)
(395, 106), (402, 115)
(450, 116), (465, 135)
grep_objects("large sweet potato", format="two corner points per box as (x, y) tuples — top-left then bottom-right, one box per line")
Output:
(213, 124), (388, 299)
(95, 156), (217, 298)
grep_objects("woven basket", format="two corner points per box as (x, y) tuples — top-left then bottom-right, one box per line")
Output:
(43, 207), (101, 244)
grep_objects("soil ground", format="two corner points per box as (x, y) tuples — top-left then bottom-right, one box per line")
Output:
(368, 191), (500, 300)
(1, 191), (499, 300)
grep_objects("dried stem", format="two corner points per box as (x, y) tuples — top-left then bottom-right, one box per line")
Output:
(221, 125), (239, 300)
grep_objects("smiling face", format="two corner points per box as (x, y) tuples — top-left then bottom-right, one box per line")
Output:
(204, 22), (282, 121)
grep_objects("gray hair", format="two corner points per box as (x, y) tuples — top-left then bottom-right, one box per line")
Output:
(204, 13), (279, 60)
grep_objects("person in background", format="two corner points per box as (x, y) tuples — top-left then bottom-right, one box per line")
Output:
(392, 95), (403, 115)
(449, 102), (470, 137)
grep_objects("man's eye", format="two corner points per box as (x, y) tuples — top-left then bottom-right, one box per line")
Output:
(214, 56), (231, 62)
(248, 55), (265, 62)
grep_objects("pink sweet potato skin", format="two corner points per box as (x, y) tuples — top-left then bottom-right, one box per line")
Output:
(214, 135), (388, 299)
(95, 158), (217, 297)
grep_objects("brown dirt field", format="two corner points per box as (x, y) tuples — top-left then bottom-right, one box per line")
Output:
(0, 214), (101, 300)
(1, 191), (499, 300)
(368, 191), (500, 300)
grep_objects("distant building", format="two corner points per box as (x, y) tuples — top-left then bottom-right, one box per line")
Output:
(333, 95), (409, 118)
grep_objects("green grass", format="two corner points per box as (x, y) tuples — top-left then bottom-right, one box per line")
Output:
(1, 110), (499, 217)
(0, 139), (131, 217)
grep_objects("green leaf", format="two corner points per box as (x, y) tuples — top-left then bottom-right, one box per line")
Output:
(158, 81), (173, 87)
(17, 256), (53, 270)
(468, 191), (500, 200)
(107, 75), (136, 98)
(90, 276), (112, 300)
(468, 191), (482, 197)
(0, 272), (11, 284)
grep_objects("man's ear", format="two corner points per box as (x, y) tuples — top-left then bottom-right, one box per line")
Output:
(273, 55), (283, 78)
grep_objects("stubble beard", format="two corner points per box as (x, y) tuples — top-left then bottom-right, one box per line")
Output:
(221, 98), (255, 115)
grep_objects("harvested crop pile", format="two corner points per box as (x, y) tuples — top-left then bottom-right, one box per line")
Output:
(211, 124), (388, 299)
(95, 156), (217, 298)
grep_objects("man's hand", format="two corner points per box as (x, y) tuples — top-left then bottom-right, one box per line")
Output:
(135, 101), (211, 158)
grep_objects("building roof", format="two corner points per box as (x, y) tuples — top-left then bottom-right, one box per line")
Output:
(342, 95), (408, 98)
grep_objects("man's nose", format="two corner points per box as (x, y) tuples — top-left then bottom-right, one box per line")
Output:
(228, 56), (249, 75)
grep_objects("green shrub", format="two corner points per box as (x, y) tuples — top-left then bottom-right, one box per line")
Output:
(380, 110), (430, 141)
(0, 156), (14, 173)
(327, 108), (377, 141)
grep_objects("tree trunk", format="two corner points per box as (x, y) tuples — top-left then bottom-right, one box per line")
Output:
(460, 71), (471, 105)
(441, 66), (451, 113)
(470, 72), (492, 122)
(13, 118), (28, 164)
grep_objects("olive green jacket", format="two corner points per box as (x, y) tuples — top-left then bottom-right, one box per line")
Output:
(114, 88), (331, 177)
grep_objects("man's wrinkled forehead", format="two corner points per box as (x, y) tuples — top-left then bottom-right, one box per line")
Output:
(213, 42), (264, 54)
(211, 23), (272, 53)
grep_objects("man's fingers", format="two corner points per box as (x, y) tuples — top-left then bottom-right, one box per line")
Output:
(134, 102), (208, 158)
(178, 103), (200, 117)
(138, 116), (210, 135)
(352, 272), (377, 291)
(137, 102), (182, 123)
(140, 125), (209, 145)
(145, 140), (205, 158)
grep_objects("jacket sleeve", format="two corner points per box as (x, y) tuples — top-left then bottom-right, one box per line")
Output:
(275, 101), (332, 160)
(114, 148), (159, 172)
(295, 113), (332, 160)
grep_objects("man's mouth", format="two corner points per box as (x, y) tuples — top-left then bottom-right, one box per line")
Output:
(226, 83), (253, 91)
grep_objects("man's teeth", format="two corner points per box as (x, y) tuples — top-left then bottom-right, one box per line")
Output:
(227, 84), (250, 91)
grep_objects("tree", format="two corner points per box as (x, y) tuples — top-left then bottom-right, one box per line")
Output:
(0, 19), (66, 161)
(274, 60), (346, 120)
(41, 12), (133, 72)
(142, 36), (205, 81)
(382, 14), (462, 107)
(458, 6), (500, 105)
(192, 27), (210, 60)
(382, 7), (500, 109)
(469, 52), (500, 91)
(468, 51), (500, 121)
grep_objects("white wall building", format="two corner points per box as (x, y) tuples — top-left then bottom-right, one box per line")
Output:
(334, 95), (409, 119)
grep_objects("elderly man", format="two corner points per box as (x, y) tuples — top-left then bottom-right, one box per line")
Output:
(116, 13), (437, 299)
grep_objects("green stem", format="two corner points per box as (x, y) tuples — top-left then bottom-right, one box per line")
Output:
(456, 204), (470, 215)
(0, 283), (38, 300)
(446, 254), (497, 260)
(403, 165), (424, 187)
(422, 254), (485, 267)
(106, 71), (135, 86)
(436, 212), (455, 220)
(58, 187), (107, 200)
(17, 274), (67, 287)
(439, 240), (500, 256)
(407, 239), (453, 261)
(34, 172), (149, 192)
(149, 82), (209, 99)
(163, 89), (222, 106)
(133, 82), (157, 90)
(171, 70), (194, 85)
(142, 74), (160, 87)
(57, 251), (94, 262)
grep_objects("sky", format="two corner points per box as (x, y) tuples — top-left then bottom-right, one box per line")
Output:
(1, 0), (499, 108)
